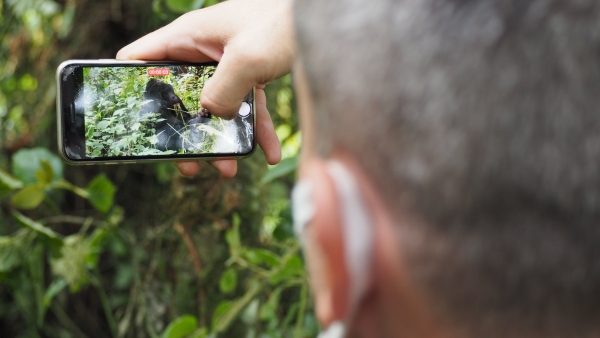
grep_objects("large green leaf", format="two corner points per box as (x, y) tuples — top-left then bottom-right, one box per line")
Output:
(11, 147), (63, 184)
(0, 168), (24, 193)
(243, 248), (280, 268)
(86, 174), (116, 213)
(12, 211), (62, 241)
(261, 156), (298, 184)
(11, 184), (46, 210)
(162, 315), (198, 338)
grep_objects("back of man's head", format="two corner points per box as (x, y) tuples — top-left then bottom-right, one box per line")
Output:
(294, 0), (600, 336)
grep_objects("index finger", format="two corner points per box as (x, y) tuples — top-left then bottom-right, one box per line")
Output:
(116, 7), (232, 62)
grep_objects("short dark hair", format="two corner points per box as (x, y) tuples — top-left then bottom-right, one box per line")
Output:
(294, 0), (600, 336)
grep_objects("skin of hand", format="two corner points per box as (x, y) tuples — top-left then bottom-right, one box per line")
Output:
(117, 0), (294, 177)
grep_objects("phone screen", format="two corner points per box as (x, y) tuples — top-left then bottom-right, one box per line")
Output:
(59, 62), (254, 162)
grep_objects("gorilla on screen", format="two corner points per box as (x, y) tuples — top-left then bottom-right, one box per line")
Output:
(139, 79), (212, 151)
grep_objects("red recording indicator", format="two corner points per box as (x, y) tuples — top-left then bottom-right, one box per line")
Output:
(147, 68), (170, 76)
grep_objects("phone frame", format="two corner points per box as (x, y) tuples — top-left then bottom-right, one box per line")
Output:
(56, 59), (256, 165)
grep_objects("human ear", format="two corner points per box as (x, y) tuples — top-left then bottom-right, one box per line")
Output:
(298, 159), (351, 327)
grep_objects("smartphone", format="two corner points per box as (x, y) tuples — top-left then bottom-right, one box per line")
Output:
(56, 60), (255, 164)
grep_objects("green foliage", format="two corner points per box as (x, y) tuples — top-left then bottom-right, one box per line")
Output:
(84, 66), (220, 157)
(162, 212), (316, 337)
(219, 268), (238, 294)
(165, 0), (206, 13)
(1, 0), (311, 337)
(0, 168), (24, 193)
(162, 315), (201, 338)
(12, 147), (63, 184)
(261, 156), (298, 185)
(87, 174), (116, 214)
(11, 184), (46, 209)
(0, 148), (121, 334)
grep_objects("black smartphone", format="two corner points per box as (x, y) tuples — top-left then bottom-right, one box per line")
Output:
(56, 60), (255, 164)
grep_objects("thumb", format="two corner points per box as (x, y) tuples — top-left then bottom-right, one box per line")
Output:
(200, 46), (265, 118)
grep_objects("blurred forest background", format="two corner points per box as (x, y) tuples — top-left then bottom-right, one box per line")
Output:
(0, 0), (312, 337)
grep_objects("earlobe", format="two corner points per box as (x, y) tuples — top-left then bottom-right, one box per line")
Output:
(299, 159), (351, 327)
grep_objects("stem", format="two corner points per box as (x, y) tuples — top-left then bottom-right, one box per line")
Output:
(91, 270), (118, 336)
(78, 217), (94, 235)
(40, 215), (106, 228)
(173, 221), (207, 326)
(50, 303), (90, 338)
(52, 180), (89, 199)
(294, 285), (308, 338)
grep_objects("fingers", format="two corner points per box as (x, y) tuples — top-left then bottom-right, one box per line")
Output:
(117, 7), (231, 62)
(209, 160), (238, 178)
(255, 89), (282, 165)
(175, 160), (238, 178)
(175, 161), (200, 176)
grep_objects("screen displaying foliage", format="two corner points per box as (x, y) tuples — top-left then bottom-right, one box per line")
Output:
(80, 65), (254, 158)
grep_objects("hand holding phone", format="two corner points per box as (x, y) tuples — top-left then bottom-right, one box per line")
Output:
(115, 0), (293, 176)
(57, 60), (255, 164)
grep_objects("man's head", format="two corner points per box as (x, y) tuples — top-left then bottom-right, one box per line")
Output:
(292, 0), (600, 336)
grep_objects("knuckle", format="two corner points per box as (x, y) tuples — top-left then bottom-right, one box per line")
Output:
(201, 90), (235, 117)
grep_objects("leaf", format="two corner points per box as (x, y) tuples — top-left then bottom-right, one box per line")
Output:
(11, 184), (46, 209)
(188, 328), (208, 338)
(243, 249), (280, 268)
(211, 301), (233, 332)
(162, 315), (198, 338)
(86, 174), (116, 213)
(260, 156), (298, 184)
(106, 206), (124, 227)
(12, 211), (62, 241)
(260, 286), (284, 321)
(0, 235), (24, 272)
(269, 255), (304, 285)
(86, 228), (109, 268)
(86, 127), (95, 139)
(213, 280), (263, 333)
(113, 108), (127, 116)
(12, 147), (63, 184)
(43, 279), (68, 308)
(147, 135), (159, 145)
(35, 160), (54, 185)
(218, 268), (238, 294)
(0, 168), (24, 193)
(97, 120), (111, 130)
(165, 0), (205, 13)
